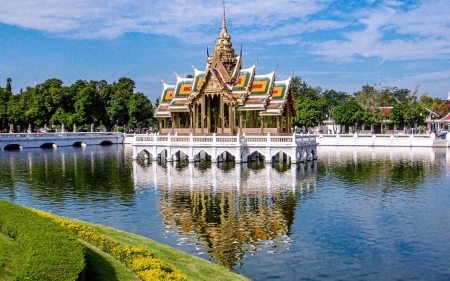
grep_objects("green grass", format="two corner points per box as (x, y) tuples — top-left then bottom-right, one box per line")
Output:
(77, 220), (250, 281)
(0, 232), (20, 281)
(82, 241), (140, 281)
(1, 209), (250, 281)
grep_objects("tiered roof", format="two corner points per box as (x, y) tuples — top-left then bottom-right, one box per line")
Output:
(155, 5), (293, 117)
(261, 77), (292, 116)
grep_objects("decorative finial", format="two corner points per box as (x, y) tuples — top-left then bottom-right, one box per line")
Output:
(220, 0), (228, 37)
(273, 63), (278, 72)
(223, 0), (226, 24)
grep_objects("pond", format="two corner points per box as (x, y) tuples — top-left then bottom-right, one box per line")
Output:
(1, 145), (449, 280)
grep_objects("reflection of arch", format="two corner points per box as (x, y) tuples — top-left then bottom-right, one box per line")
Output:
(152, 163), (315, 270)
(3, 144), (22, 150)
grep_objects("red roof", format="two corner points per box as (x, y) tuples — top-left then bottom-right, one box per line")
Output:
(441, 112), (450, 121)
(379, 107), (393, 115)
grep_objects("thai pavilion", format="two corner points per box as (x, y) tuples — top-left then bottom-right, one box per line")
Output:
(154, 9), (295, 136)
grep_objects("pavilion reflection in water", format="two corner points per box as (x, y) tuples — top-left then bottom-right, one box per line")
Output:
(132, 160), (317, 269)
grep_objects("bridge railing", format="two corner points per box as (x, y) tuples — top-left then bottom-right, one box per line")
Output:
(313, 133), (434, 140)
(1, 132), (121, 137)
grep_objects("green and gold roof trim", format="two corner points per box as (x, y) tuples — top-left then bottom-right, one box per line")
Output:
(249, 71), (275, 96)
(173, 75), (194, 98)
(271, 77), (292, 100)
(160, 82), (175, 103)
(232, 64), (256, 91)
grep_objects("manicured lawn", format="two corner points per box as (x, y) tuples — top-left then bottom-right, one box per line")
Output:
(79, 221), (250, 281)
(0, 233), (20, 281)
(1, 208), (249, 281)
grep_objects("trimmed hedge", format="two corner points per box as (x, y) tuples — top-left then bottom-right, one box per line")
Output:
(0, 200), (85, 281)
(34, 210), (188, 281)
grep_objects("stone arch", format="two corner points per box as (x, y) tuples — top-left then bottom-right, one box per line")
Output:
(157, 149), (169, 161)
(100, 140), (113, 145)
(311, 146), (318, 160)
(193, 150), (212, 162)
(298, 147), (309, 162)
(171, 149), (190, 162)
(216, 149), (237, 162)
(40, 143), (57, 149)
(136, 149), (152, 159)
(247, 150), (266, 162)
(271, 149), (291, 163)
(3, 144), (22, 150)
(72, 141), (86, 147)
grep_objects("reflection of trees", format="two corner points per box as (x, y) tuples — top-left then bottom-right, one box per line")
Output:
(318, 147), (444, 194)
(0, 147), (135, 205)
(156, 162), (317, 269)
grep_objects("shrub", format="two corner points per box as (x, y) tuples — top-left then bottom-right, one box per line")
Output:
(33, 209), (188, 281)
(0, 200), (85, 281)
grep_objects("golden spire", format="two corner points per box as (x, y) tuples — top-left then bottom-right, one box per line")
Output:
(219, 0), (228, 39)
(208, 0), (237, 73)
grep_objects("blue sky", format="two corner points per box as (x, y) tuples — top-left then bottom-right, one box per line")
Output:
(1, 0), (449, 102)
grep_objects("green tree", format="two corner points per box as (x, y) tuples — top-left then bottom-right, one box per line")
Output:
(0, 79), (13, 130)
(332, 100), (365, 132)
(127, 93), (154, 128)
(291, 77), (326, 131)
(107, 77), (135, 129)
(7, 88), (32, 131)
(293, 97), (327, 131)
(419, 93), (448, 117)
(291, 76), (322, 100)
(390, 102), (426, 131)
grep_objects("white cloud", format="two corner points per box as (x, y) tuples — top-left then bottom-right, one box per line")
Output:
(10, 0), (448, 65)
(310, 0), (450, 62)
(0, 0), (332, 41)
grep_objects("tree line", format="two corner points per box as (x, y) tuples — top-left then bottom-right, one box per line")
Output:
(290, 77), (449, 132)
(1, 76), (448, 133)
(0, 77), (156, 132)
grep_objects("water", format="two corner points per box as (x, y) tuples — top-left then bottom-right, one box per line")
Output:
(1, 145), (450, 280)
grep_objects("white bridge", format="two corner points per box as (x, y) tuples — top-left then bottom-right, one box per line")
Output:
(315, 133), (449, 147)
(131, 133), (318, 163)
(0, 132), (124, 150)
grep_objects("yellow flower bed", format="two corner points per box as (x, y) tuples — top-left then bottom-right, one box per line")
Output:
(33, 210), (188, 281)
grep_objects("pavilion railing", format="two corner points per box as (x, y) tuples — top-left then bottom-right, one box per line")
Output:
(133, 133), (316, 146)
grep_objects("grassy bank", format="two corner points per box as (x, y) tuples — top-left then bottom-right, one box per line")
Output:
(70, 219), (250, 281)
(1, 200), (249, 281)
